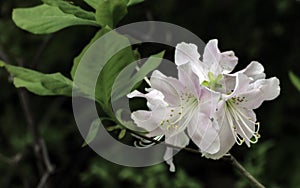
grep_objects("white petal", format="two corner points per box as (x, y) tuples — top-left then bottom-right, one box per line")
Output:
(203, 39), (221, 67)
(203, 103), (236, 159)
(127, 90), (145, 98)
(253, 77), (280, 100)
(224, 73), (251, 100)
(203, 39), (238, 74)
(175, 42), (200, 66)
(198, 87), (220, 115)
(239, 77), (280, 109)
(219, 51), (238, 74)
(218, 74), (236, 94)
(146, 127), (164, 137)
(236, 61), (266, 81)
(163, 132), (190, 172)
(165, 131), (190, 148)
(131, 110), (160, 132)
(131, 107), (169, 132)
(175, 43), (207, 82)
(187, 112), (220, 154)
(150, 70), (184, 106)
(163, 147), (175, 172)
(127, 89), (168, 110)
(178, 64), (202, 97)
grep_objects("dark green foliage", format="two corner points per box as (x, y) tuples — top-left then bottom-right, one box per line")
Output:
(289, 72), (300, 92)
(42, 0), (96, 20)
(95, 0), (128, 28)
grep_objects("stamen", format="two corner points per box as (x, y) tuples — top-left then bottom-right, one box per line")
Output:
(226, 100), (261, 145)
(159, 92), (198, 133)
(225, 107), (245, 145)
(230, 107), (258, 144)
(233, 107), (260, 142)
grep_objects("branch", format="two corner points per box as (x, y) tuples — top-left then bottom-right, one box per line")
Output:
(0, 43), (55, 188)
(0, 152), (22, 165)
(18, 81), (55, 188)
(128, 130), (265, 188)
(16, 65), (54, 188)
(36, 140), (55, 188)
(223, 154), (266, 188)
(30, 35), (53, 69)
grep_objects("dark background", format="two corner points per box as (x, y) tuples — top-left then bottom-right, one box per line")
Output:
(0, 0), (300, 187)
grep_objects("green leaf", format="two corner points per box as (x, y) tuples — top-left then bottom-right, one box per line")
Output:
(71, 27), (111, 79)
(112, 51), (165, 102)
(289, 71), (300, 92)
(96, 45), (135, 112)
(118, 129), (126, 139)
(12, 4), (99, 34)
(106, 125), (122, 131)
(85, 0), (143, 9)
(95, 0), (127, 28)
(71, 29), (135, 115)
(127, 0), (144, 6)
(0, 61), (75, 96)
(131, 51), (164, 86)
(84, 0), (99, 9)
(42, 0), (96, 20)
(82, 118), (101, 147)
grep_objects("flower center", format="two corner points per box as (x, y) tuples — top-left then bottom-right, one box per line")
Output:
(160, 92), (198, 131)
(225, 99), (260, 146)
(201, 72), (223, 90)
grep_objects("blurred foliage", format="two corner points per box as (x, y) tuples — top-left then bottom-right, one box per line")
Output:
(81, 159), (203, 188)
(289, 72), (300, 92)
(235, 141), (275, 188)
(0, 0), (300, 188)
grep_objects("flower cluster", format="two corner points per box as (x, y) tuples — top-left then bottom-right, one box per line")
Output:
(127, 39), (280, 171)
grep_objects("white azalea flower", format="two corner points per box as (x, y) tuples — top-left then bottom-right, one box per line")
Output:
(128, 39), (280, 168)
(205, 73), (280, 159)
(175, 39), (238, 84)
(175, 40), (280, 159)
(128, 65), (220, 171)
